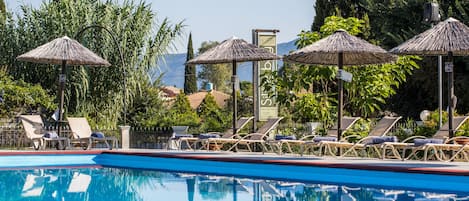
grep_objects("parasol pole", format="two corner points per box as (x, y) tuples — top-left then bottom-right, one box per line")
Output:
(57, 60), (66, 137)
(337, 52), (344, 141)
(232, 60), (238, 135)
(447, 51), (454, 138)
(438, 55), (443, 128)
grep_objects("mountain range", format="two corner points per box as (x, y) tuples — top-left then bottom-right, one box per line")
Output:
(151, 39), (297, 88)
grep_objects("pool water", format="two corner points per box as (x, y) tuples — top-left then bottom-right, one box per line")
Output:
(0, 167), (468, 201)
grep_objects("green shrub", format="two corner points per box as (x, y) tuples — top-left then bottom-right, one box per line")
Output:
(197, 93), (228, 133)
(0, 69), (54, 118)
(171, 93), (200, 127)
(392, 118), (416, 141)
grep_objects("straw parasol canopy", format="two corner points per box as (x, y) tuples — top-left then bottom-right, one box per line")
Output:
(390, 17), (469, 138)
(187, 37), (280, 134)
(284, 29), (397, 141)
(187, 37), (281, 64)
(390, 17), (469, 56)
(17, 36), (111, 137)
(285, 29), (396, 65)
(17, 36), (111, 66)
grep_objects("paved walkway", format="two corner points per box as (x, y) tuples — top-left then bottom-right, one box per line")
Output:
(1, 149), (469, 176)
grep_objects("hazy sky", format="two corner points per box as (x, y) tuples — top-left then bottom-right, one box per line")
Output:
(6, 0), (315, 53)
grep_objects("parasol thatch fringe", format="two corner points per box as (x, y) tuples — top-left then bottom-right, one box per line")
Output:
(186, 37), (280, 64)
(390, 17), (469, 56)
(17, 36), (111, 66)
(285, 29), (396, 66)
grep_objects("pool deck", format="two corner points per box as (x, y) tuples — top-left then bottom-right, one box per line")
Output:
(1, 149), (468, 176)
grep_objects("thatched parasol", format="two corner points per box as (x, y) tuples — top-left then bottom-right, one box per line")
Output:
(17, 36), (111, 136)
(391, 17), (469, 138)
(285, 29), (397, 141)
(187, 37), (280, 134)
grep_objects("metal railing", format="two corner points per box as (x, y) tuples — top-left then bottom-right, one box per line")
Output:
(0, 119), (419, 150)
(0, 119), (173, 149)
(128, 127), (172, 149)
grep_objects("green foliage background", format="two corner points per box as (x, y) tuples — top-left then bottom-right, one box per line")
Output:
(0, 0), (183, 127)
(312, 0), (469, 119)
(0, 68), (54, 118)
(264, 16), (419, 129)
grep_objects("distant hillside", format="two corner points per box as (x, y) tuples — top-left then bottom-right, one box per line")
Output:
(151, 39), (297, 88)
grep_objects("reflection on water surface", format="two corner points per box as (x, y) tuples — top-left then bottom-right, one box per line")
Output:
(0, 167), (467, 201)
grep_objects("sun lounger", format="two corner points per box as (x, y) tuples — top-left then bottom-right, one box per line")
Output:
(300, 116), (360, 156)
(166, 126), (190, 149)
(265, 122), (321, 154)
(67, 117), (118, 150)
(20, 115), (70, 150)
(381, 116), (469, 161)
(329, 116), (402, 158)
(177, 116), (253, 150)
(223, 117), (284, 152)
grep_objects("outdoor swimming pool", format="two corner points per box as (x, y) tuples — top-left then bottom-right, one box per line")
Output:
(0, 153), (468, 201)
(2, 167), (468, 201)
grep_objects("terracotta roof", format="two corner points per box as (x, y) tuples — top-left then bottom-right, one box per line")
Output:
(187, 90), (231, 109)
(160, 86), (181, 98)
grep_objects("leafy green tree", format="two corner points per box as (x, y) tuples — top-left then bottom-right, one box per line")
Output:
(197, 93), (228, 132)
(264, 16), (419, 123)
(352, 0), (469, 117)
(312, 0), (364, 31)
(170, 92), (200, 127)
(239, 81), (253, 97)
(0, 68), (54, 118)
(0, 0), (184, 127)
(197, 41), (231, 92)
(312, 0), (469, 48)
(298, 16), (367, 49)
(345, 56), (420, 117)
(184, 33), (197, 94)
(293, 93), (336, 128)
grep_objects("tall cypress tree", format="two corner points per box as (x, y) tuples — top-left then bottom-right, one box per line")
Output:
(184, 33), (197, 94)
(0, 0), (6, 24)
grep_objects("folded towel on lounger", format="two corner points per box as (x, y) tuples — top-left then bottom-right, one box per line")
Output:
(313, 136), (337, 142)
(275, 135), (296, 140)
(413, 138), (444, 146)
(365, 136), (398, 145)
(173, 134), (193, 139)
(91, 132), (105, 138)
(43, 132), (58, 138)
(198, 133), (220, 139)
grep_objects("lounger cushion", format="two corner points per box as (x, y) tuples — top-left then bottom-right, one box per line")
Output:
(198, 133), (220, 139)
(413, 138), (444, 146)
(366, 136), (398, 145)
(313, 136), (337, 142)
(173, 134), (193, 139)
(275, 135), (296, 140)
(91, 132), (105, 138)
(43, 132), (58, 138)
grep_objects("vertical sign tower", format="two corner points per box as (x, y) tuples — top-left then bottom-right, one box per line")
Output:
(252, 29), (279, 130)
